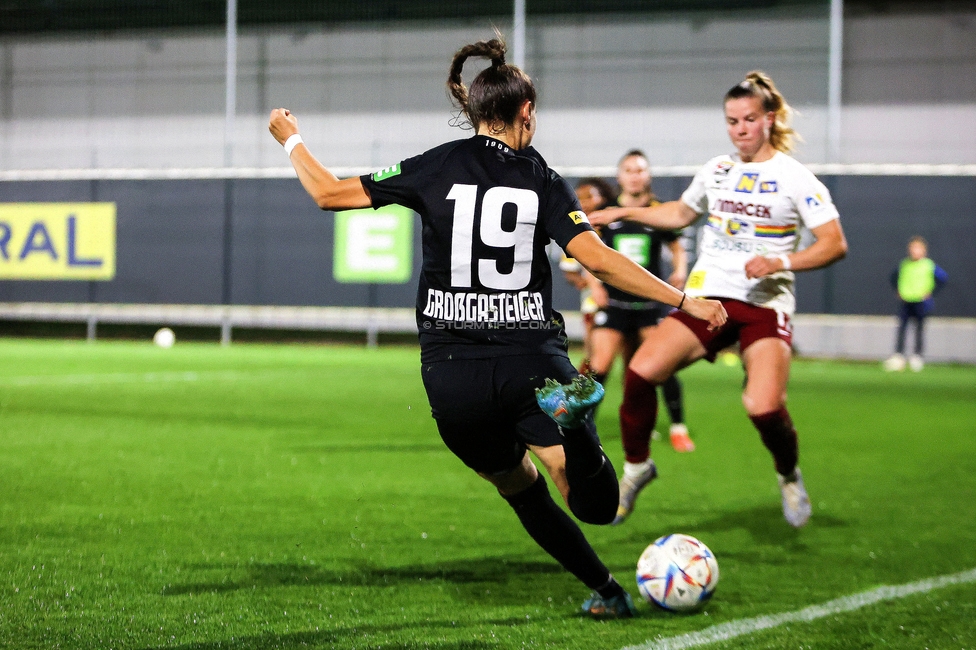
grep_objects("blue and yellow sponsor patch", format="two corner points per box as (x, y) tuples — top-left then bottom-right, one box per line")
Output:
(725, 218), (750, 236)
(759, 180), (778, 193)
(804, 193), (824, 208)
(735, 172), (759, 193)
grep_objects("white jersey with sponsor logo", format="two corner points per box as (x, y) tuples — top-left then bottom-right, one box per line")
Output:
(680, 151), (839, 315)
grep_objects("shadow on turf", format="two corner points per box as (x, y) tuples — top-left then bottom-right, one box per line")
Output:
(617, 503), (848, 548)
(704, 503), (845, 540)
(138, 629), (500, 650)
(290, 442), (445, 454)
(162, 556), (563, 604)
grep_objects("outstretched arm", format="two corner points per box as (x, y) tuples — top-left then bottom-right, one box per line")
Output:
(666, 237), (688, 288)
(589, 200), (699, 230)
(745, 219), (848, 278)
(269, 108), (372, 211)
(582, 268), (609, 309)
(566, 231), (726, 329)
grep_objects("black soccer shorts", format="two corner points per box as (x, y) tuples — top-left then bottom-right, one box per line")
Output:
(421, 354), (578, 476)
(592, 305), (664, 334)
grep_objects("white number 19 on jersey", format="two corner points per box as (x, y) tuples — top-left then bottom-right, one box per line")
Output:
(447, 184), (539, 291)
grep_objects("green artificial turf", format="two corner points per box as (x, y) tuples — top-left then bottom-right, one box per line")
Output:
(0, 339), (973, 649)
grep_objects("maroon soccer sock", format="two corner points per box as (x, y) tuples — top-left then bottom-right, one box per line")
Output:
(619, 368), (659, 464)
(749, 407), (799, 477)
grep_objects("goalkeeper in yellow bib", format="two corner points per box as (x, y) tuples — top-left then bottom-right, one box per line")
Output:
(883, 236), (948, 372)
(591, 71), (848, 528)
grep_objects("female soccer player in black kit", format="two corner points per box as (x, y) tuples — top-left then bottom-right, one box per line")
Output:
(269, 37), (726, 618)
(586, 150), (696, 460)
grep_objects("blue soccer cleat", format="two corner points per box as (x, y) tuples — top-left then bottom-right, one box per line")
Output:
(535, 374), (605, 429)
(581, 590), (638, 619)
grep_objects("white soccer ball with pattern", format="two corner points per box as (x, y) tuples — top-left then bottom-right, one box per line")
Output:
(636, 534), (719, 611)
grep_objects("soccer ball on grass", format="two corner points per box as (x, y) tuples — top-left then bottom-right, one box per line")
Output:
(636, 533), (719, 612)
(153, 327), (176, 349)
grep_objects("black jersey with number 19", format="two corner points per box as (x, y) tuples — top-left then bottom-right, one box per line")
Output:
(360, 135), (593, 363)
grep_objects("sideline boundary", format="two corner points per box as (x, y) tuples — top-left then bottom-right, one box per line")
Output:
(621, 567), (976, 650)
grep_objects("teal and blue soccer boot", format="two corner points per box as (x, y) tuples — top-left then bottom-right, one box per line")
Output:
(535, 374), (605, 429)
(581, 590), (638, 619)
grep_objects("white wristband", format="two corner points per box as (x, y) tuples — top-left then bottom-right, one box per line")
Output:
(776, 253), (792, 271)
(283, 134), (303, 156)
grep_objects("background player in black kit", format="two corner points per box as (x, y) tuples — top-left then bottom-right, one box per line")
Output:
(587, 151), (696, 468)
(269, 36), (726, 618)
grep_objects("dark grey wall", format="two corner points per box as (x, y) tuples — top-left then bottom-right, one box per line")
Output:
(1, 175), (972, 317)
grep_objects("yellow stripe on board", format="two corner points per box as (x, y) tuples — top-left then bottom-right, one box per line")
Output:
(0, 203), (116, 280)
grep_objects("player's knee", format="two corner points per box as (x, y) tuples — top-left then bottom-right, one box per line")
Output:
(568, 490), (617, 525)
(634, 365), (669, 386)
(482, 455), (539, 497)
(742, 390), (786, 416)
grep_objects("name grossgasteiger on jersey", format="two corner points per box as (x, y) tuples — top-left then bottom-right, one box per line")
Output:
(360, 135), (593, 362)
(680, 151), (840, 315)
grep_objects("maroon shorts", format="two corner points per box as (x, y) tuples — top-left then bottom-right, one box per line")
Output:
(669, 298), (793, 362)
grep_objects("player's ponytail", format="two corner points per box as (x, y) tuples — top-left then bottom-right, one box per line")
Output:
(447, 34), (536, 133)
(725, 70), (799, 154)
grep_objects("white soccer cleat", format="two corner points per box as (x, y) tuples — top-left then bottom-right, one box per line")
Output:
(612, 459), (657, 525)
(883, 354), (906, 372)
(778, 468), (811, 528)
(908, 355), (924, 372)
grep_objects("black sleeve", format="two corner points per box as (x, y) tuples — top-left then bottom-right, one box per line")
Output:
(541, 172), (594, 251)
(359, 152), (427, 214)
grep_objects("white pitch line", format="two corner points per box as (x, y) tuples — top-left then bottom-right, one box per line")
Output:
(623, 567), (976, 650)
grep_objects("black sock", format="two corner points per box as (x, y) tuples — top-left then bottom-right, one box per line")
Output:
(662, 375), (684, 425)
(560, 419), (619, 525)
(596, 577), (626, 600)
(501, 474), (612, 590)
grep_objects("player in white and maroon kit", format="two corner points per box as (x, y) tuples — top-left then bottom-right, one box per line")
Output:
(591, 71), (848, 528)
(269, 36), (727, 618)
